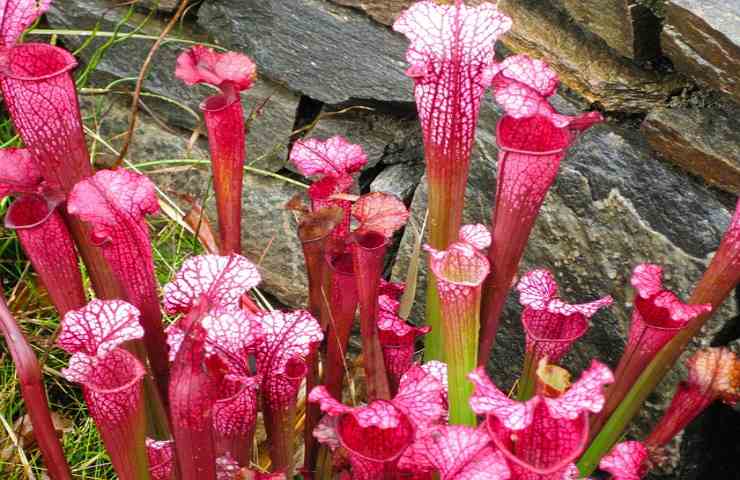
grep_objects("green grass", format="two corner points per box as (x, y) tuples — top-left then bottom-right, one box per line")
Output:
(0, 11), (208, 479)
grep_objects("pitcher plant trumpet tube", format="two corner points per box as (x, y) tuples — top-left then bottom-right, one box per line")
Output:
(57, 300), (151, 480)
(588, 264), (711, 440)
(394, 1), (512, 362)
(175, 46), (257, 255)
(479, 54), (603, 363)
(0, 148), (86, 315)
(424, 224), (490, 425)
(0, 11), (123, 299)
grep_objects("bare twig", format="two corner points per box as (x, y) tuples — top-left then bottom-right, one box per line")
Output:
(115, 0), (190, 167)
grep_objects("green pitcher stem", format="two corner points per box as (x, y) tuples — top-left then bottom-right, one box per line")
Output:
(424, 282), (444, 362)
(424, 177), (464, 363)
(440, 289), (481, 426)
(516, 350), (538, 401)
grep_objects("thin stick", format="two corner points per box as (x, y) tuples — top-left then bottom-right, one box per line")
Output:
(115, 0), (190, 167)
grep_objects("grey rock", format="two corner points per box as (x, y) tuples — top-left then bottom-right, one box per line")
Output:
(370, 162), (424, 202)
(662, 0), (740, 103)
(391, 96), (735, 433)
(328, 0), (414, 26)
(197, 0), (413, 104)
(498, 0), (684, 112)
(550, 0), (661, 61)
(46, 0), (299, 171)
(642, 102), (740, 195)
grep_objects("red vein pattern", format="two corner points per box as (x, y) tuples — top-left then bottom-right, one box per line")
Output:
(5, 194), (86, 315)
(146, 439), (174, 480)
(516, 269), (612, 362)
(377, 294), (431, 394)
(425, 226), (490, 424)
(166, 305), (263, 466)
(394, 0), (512, 248)
(58, 300), (143, 358)
(255, 310), (323, 409)
(291, 135), (368, 238)
(352, 192), (409, 237)
(0, 43), (89, 192)
(599, 441), (648, 480)
(469, 361), (613, 479)
(480, 53), (603, 364)
(593, 264), (712, 437)
(175, 45), (256, 92)
(646, 348), (739, 449)
(309, 365), (446, 480)
(176, 45), (256, 255)
(0, 0), (50, 45)
(69, 169), (170, 394)
(59, 301), (150, 479)
(397, 425), (510, 480)
(0, 147), (42, 196)
(349, 194), (409, 401)
(0, 40), (124, 299)
(169, 315), (221, 480)
(203, 97), (247, 255)
(255, 309), (322, 474)
(163, 254), (261, 314)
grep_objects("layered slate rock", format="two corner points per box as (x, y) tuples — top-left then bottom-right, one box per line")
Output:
(642, 102), (740, 195)
(370, 162), (424, 202)
(197, 0), (413, 104)
(550, 0), (661, 61)
(497, 0), (683, 111)
(329, 0), (415, 25)
(391, 95), (735, 431)
(46, 0), (299, 171)
(662, 0), (740, 103)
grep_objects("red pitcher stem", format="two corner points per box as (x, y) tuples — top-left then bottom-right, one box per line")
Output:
(202, 95), (246, 255)
(0, 295), (72, 480)
(351, 233), (392, 400)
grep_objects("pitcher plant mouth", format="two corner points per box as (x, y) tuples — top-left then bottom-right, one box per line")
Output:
(496, 115), (572, 155)
(4, 193), (58, 229)
(487, 412), (589, 475)
(351, 230), (388, 251)
(0, 43), (77, 80)
(428, 246), (489, 287)
(522, 313), (589, 345)
(336, 401), (415, 463)
(200, 91), (240, 113)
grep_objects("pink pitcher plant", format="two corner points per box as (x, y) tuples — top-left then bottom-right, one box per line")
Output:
(2, 2), (740, 480)
(479, 54), (604, 364)
(515, 269), (613, 401)
(394, 0), (512, 362)
(176, 45), (256, 255)
(0, 0), (123, 299)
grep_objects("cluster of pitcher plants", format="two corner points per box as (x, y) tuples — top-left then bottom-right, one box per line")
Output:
(0, 0), (738, 479)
